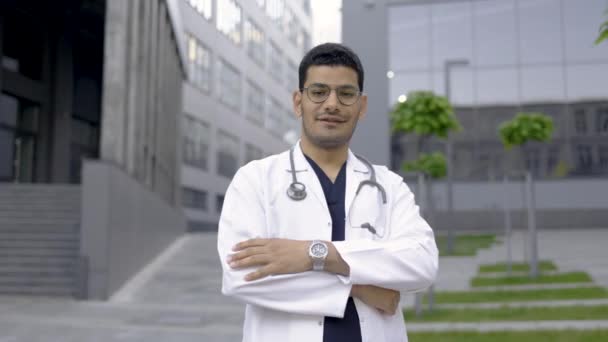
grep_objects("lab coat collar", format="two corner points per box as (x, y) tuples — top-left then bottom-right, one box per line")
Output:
(288, 140), (370, 217)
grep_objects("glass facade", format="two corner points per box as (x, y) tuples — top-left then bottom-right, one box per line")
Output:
(388, 0), (608, 179)
(245, 143), (263, 163)
(217, 0), (242, 45)
(267, 97), (284, 138)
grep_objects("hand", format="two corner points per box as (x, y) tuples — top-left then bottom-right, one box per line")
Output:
(351, 285), (401, 315)
(228, 238), (312, 281)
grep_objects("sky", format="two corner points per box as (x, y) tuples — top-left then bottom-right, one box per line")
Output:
(311, 0), (342, 45)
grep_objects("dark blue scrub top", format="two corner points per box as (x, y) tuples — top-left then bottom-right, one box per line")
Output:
(305, 155), (362, 342)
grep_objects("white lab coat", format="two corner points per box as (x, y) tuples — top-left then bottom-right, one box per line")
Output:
(217, 142), (438, 342)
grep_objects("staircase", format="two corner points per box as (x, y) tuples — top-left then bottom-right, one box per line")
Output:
(0, 184), (82, 297)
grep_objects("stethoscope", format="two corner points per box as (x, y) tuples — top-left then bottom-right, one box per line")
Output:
(287, 146), (388, 237)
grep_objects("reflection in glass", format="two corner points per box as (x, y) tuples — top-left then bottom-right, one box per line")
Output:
(563, 0), (608, 63)
(521, 66), (565, 103)
(388, 5), (431, 70)
(476, 68), (519, 105)
(566, 64), (608, 102)
(431, 2), (473, 68)
(518, 0), (562, 64)
(473, 0), (517, 67)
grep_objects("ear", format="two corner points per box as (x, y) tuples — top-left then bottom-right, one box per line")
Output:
(293, 90), (303, 118)
(358, 93), (368, 120)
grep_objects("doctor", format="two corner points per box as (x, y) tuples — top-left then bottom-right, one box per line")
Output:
(218, 43), (438, 342)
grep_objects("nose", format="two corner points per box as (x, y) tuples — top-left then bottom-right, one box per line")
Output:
(322, 89), (340, 112)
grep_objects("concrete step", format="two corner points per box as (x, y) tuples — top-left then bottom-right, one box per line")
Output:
(0, 248), (79, 258)
(0, 217), (80, 225)
(0, 231), (78, 241)
(0, 211), (80, 219)
(0, 275), (75, 287)
(0, 239), (79, 249)
(0, 284), (74, 297)
(0, 266), (76, 279)
(0, 256), (78, 268)
(0, 224), (79, 233)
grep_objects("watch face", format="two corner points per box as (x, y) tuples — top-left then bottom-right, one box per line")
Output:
(311, 242), (327, 257)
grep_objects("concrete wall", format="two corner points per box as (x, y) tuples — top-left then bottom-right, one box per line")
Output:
(80, 161), (186, 300)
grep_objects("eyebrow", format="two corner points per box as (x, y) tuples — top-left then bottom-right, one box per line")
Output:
(309, 82), (358, 89)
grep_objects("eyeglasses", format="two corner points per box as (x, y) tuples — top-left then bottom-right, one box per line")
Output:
(301, 83), (362, 106)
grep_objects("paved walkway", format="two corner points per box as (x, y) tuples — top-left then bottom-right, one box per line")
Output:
(1, 229), (607, 340)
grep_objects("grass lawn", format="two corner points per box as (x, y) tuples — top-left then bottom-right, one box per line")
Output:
(421, 286), (608, 304)
(408, 330), (608, 342)
(471, 271), (593, 287)
(403, 305), (608, 322)
(479, 261), (558, 273)
(437, 234), (496, 256)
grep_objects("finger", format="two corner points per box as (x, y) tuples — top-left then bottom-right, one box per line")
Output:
(233, 238), (269, 251)
(244, 264), (275, 282)
(228, 247), (266, 263)
(230, 254), (270, 269)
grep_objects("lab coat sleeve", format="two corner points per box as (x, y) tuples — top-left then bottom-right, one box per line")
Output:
(333, 178), (438, 292)
(217, 163), (352, 317)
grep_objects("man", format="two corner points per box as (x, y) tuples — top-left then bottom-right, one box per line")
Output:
(218, 43), (438, 342)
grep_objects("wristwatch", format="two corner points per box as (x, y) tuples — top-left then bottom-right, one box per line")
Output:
(308, 240), (329, 271)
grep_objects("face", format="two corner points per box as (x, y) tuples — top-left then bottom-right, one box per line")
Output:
(293, 65), (368, 149)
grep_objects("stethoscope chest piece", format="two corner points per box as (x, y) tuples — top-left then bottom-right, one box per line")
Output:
(287, 182), (307, 201)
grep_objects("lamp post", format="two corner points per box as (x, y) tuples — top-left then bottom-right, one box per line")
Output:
(444, 59), (470, 254)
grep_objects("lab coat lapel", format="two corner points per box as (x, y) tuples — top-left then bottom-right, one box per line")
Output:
(290, 142), (329, 213)
(345, 149), (370, 223)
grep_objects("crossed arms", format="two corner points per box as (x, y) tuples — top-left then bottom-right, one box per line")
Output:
(217, 166), (438, 318)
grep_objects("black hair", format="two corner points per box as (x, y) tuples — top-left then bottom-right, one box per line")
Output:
(298, 43), (365, 91)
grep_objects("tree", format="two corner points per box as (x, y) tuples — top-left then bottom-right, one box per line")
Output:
(499, 112), (554, 278)
(596, 10), (608, 45)
(390, 90), (461, 250)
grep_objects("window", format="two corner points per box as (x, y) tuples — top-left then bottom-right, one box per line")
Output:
(245, 143), (263, 164)
(256, 0), (265, 8)
(216, 194), (225, 214)
(182, 187), (208, 211)
(186, 34), (212, 92)
(246, 81), (265, 125)
(524, 149), (541, 178)
(217, 130), (239, 178)
(2, 12), (44, 80)
(267, 97), (284, 137)
(217, 0), (242, 45)
(219, 59), (241, 110)
(266, 0), (285, 26)
(186, 0), (212, 20)
(245, 19), (265, 66)
(268, 41), (283, 83)
(182, 115), (210, 170)
(599, 146), (608, 172)
(546, 146), (560, 176)
(576, 145), (593, 173)
(574, 109), (587, 135)
(596, 107), (608, 134)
